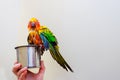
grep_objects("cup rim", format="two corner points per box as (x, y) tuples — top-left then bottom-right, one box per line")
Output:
(15, 45), (39, 49)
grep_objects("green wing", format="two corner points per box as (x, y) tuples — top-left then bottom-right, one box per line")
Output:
(39, 26), (73, 72)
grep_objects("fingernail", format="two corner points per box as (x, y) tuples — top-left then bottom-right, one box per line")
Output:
(24, 67), (28, 70)
(17, 63), (21, 66)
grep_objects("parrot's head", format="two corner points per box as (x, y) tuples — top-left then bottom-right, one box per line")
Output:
(28, 17), (40, 31)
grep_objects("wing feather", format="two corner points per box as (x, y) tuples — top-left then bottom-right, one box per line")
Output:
(39, 26), (73, 72)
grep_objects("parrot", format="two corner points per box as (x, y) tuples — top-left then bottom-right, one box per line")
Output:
(27, 17), (73, 72)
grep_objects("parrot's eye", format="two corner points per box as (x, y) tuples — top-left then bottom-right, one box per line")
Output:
(31, 22), (36, 28)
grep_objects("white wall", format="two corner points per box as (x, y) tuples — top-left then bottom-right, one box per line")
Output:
(0, 0), (120, 80)
(0, 0), (20, 80)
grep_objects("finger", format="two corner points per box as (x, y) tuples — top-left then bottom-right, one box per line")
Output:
(18, 71), (27, 80)
(38, 61), (45, 74)
(12, 63), (22, 75)
(14, 61), (18, 65)
(17, 67), (27, 78)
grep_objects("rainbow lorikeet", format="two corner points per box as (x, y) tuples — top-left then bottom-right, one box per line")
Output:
(27, 18), (73, 72)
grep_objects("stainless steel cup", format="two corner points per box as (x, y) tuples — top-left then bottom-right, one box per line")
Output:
(15, 45), (41, 68)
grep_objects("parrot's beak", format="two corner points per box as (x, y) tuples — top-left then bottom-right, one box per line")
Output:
(31, 22), (36, 28)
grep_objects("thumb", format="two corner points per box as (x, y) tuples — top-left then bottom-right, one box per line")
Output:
(38, 60), (45, 75)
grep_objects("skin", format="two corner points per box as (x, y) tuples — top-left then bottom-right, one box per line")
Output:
(12, 61), (45, 80)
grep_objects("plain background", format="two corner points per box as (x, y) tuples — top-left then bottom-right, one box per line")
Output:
(0, 0), (120, 80)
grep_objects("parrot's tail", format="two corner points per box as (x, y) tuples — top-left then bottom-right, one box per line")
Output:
(49, 44), (73, 72)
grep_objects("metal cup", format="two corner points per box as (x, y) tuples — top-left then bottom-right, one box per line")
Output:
(15, 45), (41, 68)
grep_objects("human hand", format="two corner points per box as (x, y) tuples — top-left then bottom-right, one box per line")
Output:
(12, 61), (45, 80)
